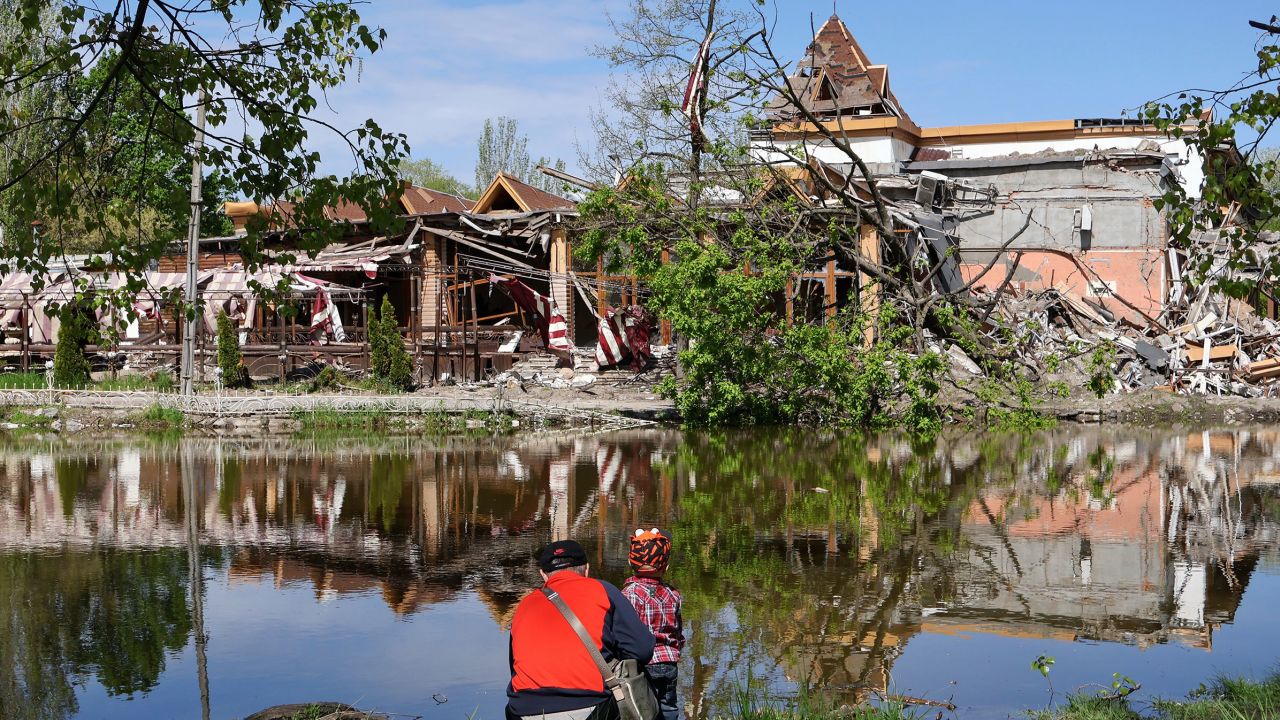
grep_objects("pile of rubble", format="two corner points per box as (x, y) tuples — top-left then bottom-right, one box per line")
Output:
(488, 345), (677, 391)
(969, 279), (1280, 398)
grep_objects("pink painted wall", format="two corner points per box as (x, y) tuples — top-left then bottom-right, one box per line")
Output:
(960, 248), (1166, 322)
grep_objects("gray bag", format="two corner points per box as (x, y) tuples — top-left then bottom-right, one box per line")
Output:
(540, 586), (660, 720)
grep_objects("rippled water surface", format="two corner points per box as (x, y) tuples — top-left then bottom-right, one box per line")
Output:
(3, 427), (1280, 719)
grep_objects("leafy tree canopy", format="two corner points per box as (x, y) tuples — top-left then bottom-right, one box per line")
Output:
(1144, 17), (1280, 290)
(0, 0), (409, 281)
(396, 156), (473, 199)
(474, 116), (568, 195)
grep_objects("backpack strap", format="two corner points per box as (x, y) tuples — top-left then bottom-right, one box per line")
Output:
(540, 586), (616, 687)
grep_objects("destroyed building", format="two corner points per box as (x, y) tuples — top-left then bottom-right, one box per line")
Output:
(0, 174), (613, 383)
(756, 13), (1205, 322)
(755, 13), (1277, 398)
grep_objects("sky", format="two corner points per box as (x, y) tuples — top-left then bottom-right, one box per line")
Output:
(310, 0), (1280, 188)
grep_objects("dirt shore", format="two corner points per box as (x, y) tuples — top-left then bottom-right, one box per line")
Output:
(0, 382), (1272, 437)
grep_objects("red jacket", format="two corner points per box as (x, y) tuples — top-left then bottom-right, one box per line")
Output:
(507, 572), (655, 716)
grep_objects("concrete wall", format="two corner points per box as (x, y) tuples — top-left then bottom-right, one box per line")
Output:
(755, 132), (1203, 196)
(960, 248), (1166, 319)
(938, 136), (1203, 198)
(751, 136), (911, 165)
(935, 158), (1169, 318)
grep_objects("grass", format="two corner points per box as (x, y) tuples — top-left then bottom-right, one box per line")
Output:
(293, 408), (396, 432)
(5, 408), (54, 429)
(1152, 673), (1280, 720)
(1021, 672), (1280, 720)
(291, 404), (516, 436)
(133, 403), (185, 430)
(0, 371), (45, 389)
(716, 671), (1280, 720)
(1026, 696), (1145, 720)
(0, 370), (175, 392)
(730, 685), (928, 720)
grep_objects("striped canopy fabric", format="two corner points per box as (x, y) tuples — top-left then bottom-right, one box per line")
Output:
(595, 306), (653, 371)
(491, 276), (572, 358)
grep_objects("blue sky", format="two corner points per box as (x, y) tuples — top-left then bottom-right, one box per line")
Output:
(312, 0), (1278, 186)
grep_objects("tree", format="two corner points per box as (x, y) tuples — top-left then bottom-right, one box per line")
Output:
(397, 157), (473, 199)
(215, 310), (249, 389)
(583, 0), (760, 186)
(1254, 147), (1280, 230)
(475, 116), (531, 191)
(1143, 17), (1280, 290)
(0, 0), (408, 281)
(52, 305), (92, 387)
(368, 295), (412, 391)
(578, 1), (1048, 431)
(474, 116), (568, 194)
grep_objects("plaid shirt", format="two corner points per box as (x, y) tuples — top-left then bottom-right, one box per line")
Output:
(622, 576), (684, 664)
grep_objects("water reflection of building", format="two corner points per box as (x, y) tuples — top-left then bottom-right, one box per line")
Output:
(3, 429), (1279, 718)
(0, 433), (680, 621)
(926, 431), (1274, 652)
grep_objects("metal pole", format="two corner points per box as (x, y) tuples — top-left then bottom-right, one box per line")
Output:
(182, 442), (211, 720)
(181, 91), (208, 396)
(469, 276), (481, 382)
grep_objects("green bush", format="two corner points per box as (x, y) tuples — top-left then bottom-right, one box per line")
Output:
(308, 364), (342, 392)
(215, 311), (250, 389)
(368, 296), (413, 392)
(134, 403), (185, 429)
(53, 307), (93, 388)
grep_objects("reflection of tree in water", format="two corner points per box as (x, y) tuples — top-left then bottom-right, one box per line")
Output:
(4, 430), (1279, 719)
(0, 550), (192, 720)
(660, 430), (1204, 715)
(368, 454), (410, 533)
(666, 431), (981, 714)
(218, 455), (242, 519)
(55, 457), (94, 519)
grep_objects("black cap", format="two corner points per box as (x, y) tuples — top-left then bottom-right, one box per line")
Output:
(538, 540), (588, 572)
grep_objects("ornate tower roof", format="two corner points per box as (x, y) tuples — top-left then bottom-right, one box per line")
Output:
(767, 15), (912, 125)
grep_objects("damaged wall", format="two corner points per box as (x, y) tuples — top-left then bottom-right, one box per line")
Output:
(910, 153), (1171, 320)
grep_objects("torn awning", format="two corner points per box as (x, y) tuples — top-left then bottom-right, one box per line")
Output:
(200, 268), (359, 340)
(263, 236), (416, 279)
(596, 306), (653, 371)
(491, 275), (572, 358)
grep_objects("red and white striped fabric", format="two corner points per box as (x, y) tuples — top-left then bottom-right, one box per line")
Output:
(681, 28), (716, 147)
(595, 308), (631, 368)
(595, 444), (624, 499)
(491, 276), (573, 357)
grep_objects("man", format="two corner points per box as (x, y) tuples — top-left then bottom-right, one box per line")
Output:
(507, 540), (655, 720)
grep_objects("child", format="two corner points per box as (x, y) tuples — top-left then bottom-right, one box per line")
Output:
(622, 528), (684, 720)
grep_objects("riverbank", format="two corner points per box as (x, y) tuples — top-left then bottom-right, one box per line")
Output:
(0, 380), (674, 436)
(0, 373), (1278, 437)
(733, 670), (1280, 719)
(255, 671), (1280, 720)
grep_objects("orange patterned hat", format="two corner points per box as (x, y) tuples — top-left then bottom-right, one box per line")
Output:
(629, 528), (671, 572)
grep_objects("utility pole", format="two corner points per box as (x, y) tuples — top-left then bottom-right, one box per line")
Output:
(181, 91), (207, 396)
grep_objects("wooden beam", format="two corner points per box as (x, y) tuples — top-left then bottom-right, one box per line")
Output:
(825, 253), (837, 321)
(859, 224), (881, 348)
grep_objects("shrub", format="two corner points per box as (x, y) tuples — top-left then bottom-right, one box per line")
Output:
(53, 307), (93, 388)
(135, 403), (185, 429)
(308, 364), (342, 392)
(368, 296), (413, 392)
(1086, 340), (1118, 399)
(215, 311), (250, 389)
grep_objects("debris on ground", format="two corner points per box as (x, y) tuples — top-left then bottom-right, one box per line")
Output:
(965, 269), (1280, 399)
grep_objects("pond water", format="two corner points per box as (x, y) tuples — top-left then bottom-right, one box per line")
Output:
(3, 427), (1280, 720)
